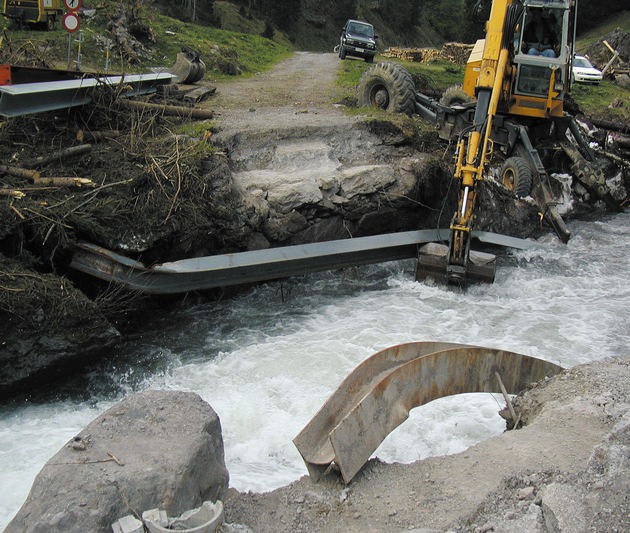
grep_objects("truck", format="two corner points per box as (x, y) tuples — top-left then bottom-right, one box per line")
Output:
(358, 0), (622, 285)
(2, 0), (64, 31)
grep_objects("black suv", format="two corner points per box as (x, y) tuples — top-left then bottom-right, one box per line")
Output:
(339, 20), (377, 63)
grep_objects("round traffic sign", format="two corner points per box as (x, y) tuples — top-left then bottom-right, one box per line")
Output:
(64, 0), (82, 11)
(62, 12), (80, 33)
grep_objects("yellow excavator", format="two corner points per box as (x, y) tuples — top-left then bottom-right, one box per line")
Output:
(358, 0), (622, 285)
(294, 2), (624, 483)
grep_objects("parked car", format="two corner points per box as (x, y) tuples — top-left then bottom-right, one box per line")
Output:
(339, 20), (377, 63)
(572, 55), (603, 84)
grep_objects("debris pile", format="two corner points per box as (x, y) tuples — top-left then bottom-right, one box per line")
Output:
(584, 28), (630, 87)
(384, 42), (474, 64)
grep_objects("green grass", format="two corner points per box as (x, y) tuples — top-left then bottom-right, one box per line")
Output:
(0, 6), (293, 79)
(571, 80), (630, 122)
(574, 11), (630, 52)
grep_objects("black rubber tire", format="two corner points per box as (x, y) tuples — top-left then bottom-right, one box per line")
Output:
(339, 45), (346, 60)
(357, 62), (416, 116)
(500, 157), (534, 198)
(365, 55), (374, 63)
(439, 84), (475, 107)
(46, 16), (55, 31)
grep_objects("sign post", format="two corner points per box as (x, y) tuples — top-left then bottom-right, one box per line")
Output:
(63, 0), (82, 68)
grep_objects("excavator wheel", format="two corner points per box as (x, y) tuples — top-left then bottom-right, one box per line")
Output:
(439, 84), (475, 107)
(500, 157), (533, 198)
(358, 62), (416, 116)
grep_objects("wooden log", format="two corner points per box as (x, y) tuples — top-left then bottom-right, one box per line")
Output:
(0, 165), (40, 180)
(609, 132), (630, 150)
(115, 99), (215, 119)
(76, 129), (121, 143)
(32, 177), (96, 188)
(22, 144), (92, 169)
(0, 189), (26, 199)
(590, 118), (630, 134)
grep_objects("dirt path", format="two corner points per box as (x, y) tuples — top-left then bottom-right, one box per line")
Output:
(211, 51), (341, 109)
(207, 52), (354, 136)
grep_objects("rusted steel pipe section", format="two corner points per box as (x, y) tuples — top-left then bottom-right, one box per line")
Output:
(293, 342), (563, 484)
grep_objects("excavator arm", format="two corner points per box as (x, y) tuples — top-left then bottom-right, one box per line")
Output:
(445, 0), (517, 284)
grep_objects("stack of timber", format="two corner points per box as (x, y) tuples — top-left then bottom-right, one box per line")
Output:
(383, 47), (424, 62)
(384, 42), (473, 64)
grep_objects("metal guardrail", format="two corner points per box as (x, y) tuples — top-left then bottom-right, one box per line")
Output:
(0, 71), (174, 117)
(70, 230), (542, 295)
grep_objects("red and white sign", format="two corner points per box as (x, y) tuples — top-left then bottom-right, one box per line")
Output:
(64, 0), (82, 11)
(62, 12), (80, 32)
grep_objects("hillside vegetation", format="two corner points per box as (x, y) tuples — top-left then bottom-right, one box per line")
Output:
(0, 1), (628, 121)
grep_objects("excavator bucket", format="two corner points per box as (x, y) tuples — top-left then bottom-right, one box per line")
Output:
(168, 47), (206, 84)
(293, 341), (563, 484)
(413, 232), (541, 286)
(415, 242), (496, 285)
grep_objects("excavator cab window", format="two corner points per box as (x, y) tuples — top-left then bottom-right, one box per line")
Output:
(512, 1), (572, 99)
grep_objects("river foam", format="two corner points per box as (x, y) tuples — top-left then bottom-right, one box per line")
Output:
(1, 213), (628, 528)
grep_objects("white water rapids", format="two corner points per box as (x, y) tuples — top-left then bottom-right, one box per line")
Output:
(1, 213), (629, 529)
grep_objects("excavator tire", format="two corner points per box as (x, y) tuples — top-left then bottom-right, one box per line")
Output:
(500, 157), (533, 198)
(358, 62), (416, 116)
(439, 84), (475, 107)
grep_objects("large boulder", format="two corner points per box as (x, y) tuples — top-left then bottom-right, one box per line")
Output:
(5, 390), (229, 533)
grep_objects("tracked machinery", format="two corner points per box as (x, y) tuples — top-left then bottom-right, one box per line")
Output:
(358, 0), (622, 286)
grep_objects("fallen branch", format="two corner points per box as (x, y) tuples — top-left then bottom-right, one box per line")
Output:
(21, 144), (93, 169)
(608, 132), (630, 150)
(0, 189), (26, 199)
(590, 118), (630, 134)
(9, 204), (25, 219)
(76, 129), (122, 143)
(32, 177), (96, 188)
(0, 164), (40, 180)
(115, 98), (215, 119)
(496, 372), (520, 429)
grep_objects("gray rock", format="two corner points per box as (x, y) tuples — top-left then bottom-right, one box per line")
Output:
(5, 390), (229, 533)
(541, 483), (589, 533)
(615, 73), (630, 90)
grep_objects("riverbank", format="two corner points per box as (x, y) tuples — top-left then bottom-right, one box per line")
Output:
(7, 354), (630, 532)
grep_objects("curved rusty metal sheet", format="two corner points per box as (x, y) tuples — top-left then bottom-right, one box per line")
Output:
(293, 342), (563, 484)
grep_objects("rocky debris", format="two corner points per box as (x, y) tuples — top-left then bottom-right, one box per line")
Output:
(5, 390), (229, 533)
(221, 356), (630, 533)
(6, 356), (630, 532)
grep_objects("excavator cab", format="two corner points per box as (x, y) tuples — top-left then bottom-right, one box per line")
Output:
(462, 0), (575, 119)
(509, 0), (574, 117)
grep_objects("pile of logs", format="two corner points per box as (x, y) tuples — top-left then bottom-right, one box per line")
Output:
(384, 42), (474, 64)
(383, 47), (424, 62)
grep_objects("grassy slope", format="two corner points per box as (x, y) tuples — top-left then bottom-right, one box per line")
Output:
(0, 4), (293, 79)
(0, 4), (626, 120)
(570, 11), (630, 121)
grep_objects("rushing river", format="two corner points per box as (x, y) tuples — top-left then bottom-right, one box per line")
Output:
(1, 212), (629, 529)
